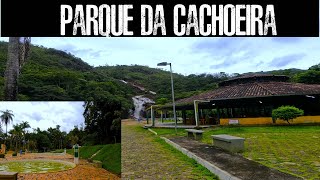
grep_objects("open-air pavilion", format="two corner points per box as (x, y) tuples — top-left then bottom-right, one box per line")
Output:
(148, 74), (320, 127)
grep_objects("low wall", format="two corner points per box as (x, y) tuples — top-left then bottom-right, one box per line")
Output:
(220, 116), (320, 125)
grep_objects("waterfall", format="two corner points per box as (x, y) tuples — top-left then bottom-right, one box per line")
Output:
(132, 95), (154, 120)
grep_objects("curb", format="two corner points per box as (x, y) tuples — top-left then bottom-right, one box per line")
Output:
(147, 128), (158, 135)
(160, 136), (241, 180)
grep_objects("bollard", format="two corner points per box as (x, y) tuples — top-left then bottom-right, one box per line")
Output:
(74, 144), (79, 164)
(64, 148), (66, 155)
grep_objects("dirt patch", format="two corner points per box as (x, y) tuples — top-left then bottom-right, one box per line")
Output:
(170, 137), (302, 180)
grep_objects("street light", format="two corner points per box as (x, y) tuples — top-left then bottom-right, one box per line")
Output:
(157, 62), (177, 134)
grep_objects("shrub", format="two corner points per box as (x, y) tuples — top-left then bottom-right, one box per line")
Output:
(272, 106), (304, 124)
(0, 154), (5, 158)
(12, 152), (17, 156)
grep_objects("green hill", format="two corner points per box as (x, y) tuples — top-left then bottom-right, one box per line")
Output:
(1, 41), (318, 117)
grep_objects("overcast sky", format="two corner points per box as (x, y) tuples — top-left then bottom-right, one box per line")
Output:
(0, 102), (85, 133)
(0, 37), (320, 75)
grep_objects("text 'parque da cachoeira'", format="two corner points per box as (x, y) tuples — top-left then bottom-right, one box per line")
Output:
(61, 4), (277, 36)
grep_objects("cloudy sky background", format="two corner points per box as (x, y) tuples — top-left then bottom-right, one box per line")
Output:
(0, 37), (319, 75)
(0, 102), (85, 133)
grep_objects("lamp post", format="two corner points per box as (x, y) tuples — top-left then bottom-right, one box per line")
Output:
(157, 62), (177, 134)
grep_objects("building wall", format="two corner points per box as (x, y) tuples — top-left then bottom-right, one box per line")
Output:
(220, 116), (320, 125)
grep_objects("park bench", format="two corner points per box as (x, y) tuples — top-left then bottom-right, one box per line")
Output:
(212, 134), (245, 153)
(185, 129), (204, 140)
(0, 172), (18, 180)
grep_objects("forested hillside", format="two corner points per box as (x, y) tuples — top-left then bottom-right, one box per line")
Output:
(1, 41), (319, 117)
(0, 42), (136, 117)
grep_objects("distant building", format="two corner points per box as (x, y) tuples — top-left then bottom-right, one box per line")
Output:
(154, 74), (320, 125)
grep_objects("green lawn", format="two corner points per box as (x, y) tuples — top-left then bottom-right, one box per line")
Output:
(51, 149), (64, 153)
(64, 144), (121, 175)
(78, 145), (105, 159)
(151, 125), (320, 180)
(92, 144), (121, 175)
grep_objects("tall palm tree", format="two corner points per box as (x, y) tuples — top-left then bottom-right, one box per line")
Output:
(0, 110), (14, 138)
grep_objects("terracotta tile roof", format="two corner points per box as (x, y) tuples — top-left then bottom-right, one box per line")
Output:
(175, 82), (320, 104)
(219, 74), (289, 86)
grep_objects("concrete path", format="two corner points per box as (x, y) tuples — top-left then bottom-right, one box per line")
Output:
(169, 137), (302, 180)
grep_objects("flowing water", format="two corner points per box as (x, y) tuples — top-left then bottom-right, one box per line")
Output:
(132, 95), (154, 120)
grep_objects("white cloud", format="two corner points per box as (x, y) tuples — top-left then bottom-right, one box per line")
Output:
(0, 37), (319, 75)
(0, 101), (85, 133)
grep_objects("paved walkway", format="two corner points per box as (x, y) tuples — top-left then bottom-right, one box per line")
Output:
(170, 137), (302, 180)
(121, 120), (217, 179)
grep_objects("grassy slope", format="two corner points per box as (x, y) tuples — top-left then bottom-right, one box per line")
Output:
(78, 145), (104, 159)
(152, 125), (320, 179)
(65, 144), (121, 175)
(92, 144), (121, 175)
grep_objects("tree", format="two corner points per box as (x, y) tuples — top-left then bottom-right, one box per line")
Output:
(156, 98), (169, 105)
(69, 135), (79, 146)
(4, 37), (31, 100)
(111, 118), (121, 143)
(272, 106), (304, 124)
(4, 37), (20, 100)
(83, 98), (122, 144)
(9, 124), (23, 151)
(294, 70), (320, 84)
(309, 63), (320, 71)
(20, 121), (30, 150)
(0, 110), (14, 138)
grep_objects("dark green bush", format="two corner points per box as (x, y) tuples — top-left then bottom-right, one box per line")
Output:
(0, 154), (5, 158)
(272, 106), (304, 124)
(12, 152), (17, 156)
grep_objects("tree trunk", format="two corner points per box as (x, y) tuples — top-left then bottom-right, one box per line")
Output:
(5, 125), (7, 139)
(15, 139), (18, 152)
(4, 37), (20, 100)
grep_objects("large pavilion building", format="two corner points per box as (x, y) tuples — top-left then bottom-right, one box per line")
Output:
(151, 74), (320, 126)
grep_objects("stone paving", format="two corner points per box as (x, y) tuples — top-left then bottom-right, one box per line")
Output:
(121, 120), (217, 179)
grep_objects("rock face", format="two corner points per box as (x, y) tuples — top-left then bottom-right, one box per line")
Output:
(132, 95), (154, 120)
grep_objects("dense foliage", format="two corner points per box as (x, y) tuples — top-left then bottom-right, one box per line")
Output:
(0, 103), (121, 152)
(83, 99), (122, 145)
(1, 41), (320, 118)
(0, 42), (135, 117)
(95, 65), (230, 100)
(272, 106), (304, 124)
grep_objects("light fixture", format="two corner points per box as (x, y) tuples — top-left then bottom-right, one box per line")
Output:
(306, 95), (315, 99)
(157, 61), (177, 134)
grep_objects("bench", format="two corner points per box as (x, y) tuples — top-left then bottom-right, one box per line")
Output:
(0, 172), (18, 180)
(185, 129), (204, 140)
(212, 134), (245, 153)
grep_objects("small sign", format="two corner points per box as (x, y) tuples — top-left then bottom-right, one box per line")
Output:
(229, 119), (239, 125)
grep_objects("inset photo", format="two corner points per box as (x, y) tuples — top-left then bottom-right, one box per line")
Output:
(0, 101), (120, 179)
